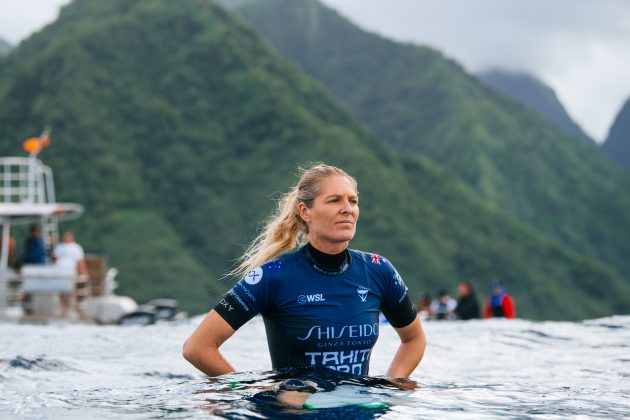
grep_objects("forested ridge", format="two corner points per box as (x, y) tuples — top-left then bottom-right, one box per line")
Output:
(235, 0), (630, 285)
(603, 98), (630, 170)
(0, 0), (628, 319)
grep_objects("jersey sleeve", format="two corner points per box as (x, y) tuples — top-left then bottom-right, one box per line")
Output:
(379, 258), (417, 328)
(213, 262), (275, 330)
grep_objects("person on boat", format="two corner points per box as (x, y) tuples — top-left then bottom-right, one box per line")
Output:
(429, 290), (457, 320)
(0, 231), (17, 268)
(483, 280), (516, 319)
(53, 231), (87, 274)
(53, 231), (88, 315)
(183, 163), (426, 378)
(454, 281), (481, 320)
(22, 224), (46, 265)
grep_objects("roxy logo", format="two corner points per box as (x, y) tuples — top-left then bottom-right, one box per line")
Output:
(357, 287), (368, 302)
(298, 294), (326, 304)
(219, 298), (234, 312)
(244, 267), (263, 285)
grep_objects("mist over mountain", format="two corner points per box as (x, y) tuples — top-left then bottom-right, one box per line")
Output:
(0, 0), (628, 319)
(602, 98), (630, 170)
(0, 37), (11, 54)
(478, 69), (594, 145)
(235, 0), (630, 286)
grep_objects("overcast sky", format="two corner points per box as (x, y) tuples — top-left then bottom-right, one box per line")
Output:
(1, 0), (629, 143)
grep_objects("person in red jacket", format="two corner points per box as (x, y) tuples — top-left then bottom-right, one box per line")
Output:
(483, 281), (516, 319)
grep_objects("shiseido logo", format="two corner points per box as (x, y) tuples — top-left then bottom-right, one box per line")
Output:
(298, 294), (326, 304)
(297, 323), (379, 340)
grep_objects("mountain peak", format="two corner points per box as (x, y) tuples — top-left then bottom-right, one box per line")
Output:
(602, 98), (630, 170)
(0, 37), (12, 54)
(478, 68), (594, 145)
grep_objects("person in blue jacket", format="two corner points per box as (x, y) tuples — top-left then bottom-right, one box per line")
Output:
(183, 164), (426, 378)
(23, 224), (46, 264)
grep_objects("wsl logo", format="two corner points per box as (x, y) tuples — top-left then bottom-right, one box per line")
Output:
(298, 294), (326, 304)
(357, 287), (368, 302)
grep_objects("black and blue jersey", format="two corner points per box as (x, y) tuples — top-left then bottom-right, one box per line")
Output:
(214, 246), (416, 375)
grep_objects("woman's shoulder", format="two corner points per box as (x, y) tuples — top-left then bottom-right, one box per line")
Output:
(348, 249), (397, 272)
(248, 249), (302, 282)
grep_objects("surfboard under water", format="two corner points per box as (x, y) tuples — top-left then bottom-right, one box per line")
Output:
(200, 367), (415, 418)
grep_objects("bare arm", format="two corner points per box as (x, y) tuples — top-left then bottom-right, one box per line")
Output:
(77, 259), (88, 276)
(182, 309), (236, 376)
(386, 315), (426, 378)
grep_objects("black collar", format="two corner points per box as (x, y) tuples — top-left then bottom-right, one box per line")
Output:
(301, 243), (351, 276)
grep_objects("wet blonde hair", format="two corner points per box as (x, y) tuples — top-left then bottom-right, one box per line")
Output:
(229, 163), (357, 278)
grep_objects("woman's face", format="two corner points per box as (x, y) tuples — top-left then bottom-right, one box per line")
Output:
(299, 175), (359, 252)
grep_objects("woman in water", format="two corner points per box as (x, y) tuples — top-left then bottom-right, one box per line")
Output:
(183, 164), (426, 378)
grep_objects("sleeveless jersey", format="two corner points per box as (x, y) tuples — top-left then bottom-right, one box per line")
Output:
(214, 246), (416, 375)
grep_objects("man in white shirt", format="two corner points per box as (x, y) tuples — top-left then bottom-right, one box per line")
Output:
(53, 231), (87, 316)
(53, 231), (86, 273)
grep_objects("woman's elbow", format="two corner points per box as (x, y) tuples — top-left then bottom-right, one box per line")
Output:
(419, 335), (427, 354)
(415, 328), (427, 358)
(182, 338), (198, 363)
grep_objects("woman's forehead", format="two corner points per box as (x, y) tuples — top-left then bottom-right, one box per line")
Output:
(318, 175), (358, 195)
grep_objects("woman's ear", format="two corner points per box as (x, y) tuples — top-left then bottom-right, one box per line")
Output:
(297, 202), (310, 223)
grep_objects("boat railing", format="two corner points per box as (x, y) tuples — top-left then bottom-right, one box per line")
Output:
(0, 157), (55, 205)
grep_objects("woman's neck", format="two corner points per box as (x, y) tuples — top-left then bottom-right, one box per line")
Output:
(306, 242), (348, 271)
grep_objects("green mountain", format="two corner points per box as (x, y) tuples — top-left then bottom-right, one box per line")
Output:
(478, 69), (594, 145)
(0, 0), (628, 320)
(602, 98), (630, 170)
(234, 0), (630, 282)
(0, 37), (12, 55)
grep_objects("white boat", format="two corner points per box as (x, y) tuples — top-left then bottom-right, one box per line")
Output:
(0, 130), (180, 324)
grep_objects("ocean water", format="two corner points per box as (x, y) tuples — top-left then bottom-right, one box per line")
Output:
(1, 314), (629, 419)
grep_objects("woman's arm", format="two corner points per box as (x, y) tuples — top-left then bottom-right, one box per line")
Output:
(182, 309), (236, 376)
(386, 315), (426, 378)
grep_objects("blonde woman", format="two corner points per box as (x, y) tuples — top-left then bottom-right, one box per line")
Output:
(183, 164), (425, 379)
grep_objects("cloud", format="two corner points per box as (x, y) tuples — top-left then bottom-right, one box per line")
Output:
(0, 0), (70, 45)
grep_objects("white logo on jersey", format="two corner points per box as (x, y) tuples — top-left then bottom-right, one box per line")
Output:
(357, 287), (369, 302)
(393, 269), (403, 287)
(244, 267), (263, 285)
(298, 294), (326, 304)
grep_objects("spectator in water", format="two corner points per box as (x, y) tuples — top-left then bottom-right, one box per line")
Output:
(483, 280), (516, 319)
(430, 290), (457, 320)
(415, 293), (432, 320)
(23, 224), (46, 264)
(454, 280), (481, 320)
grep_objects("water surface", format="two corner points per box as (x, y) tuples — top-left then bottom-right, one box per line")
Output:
(1, 315), (629, 418)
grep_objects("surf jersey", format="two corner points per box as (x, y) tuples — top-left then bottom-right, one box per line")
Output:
(214, 246), (416, 376)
